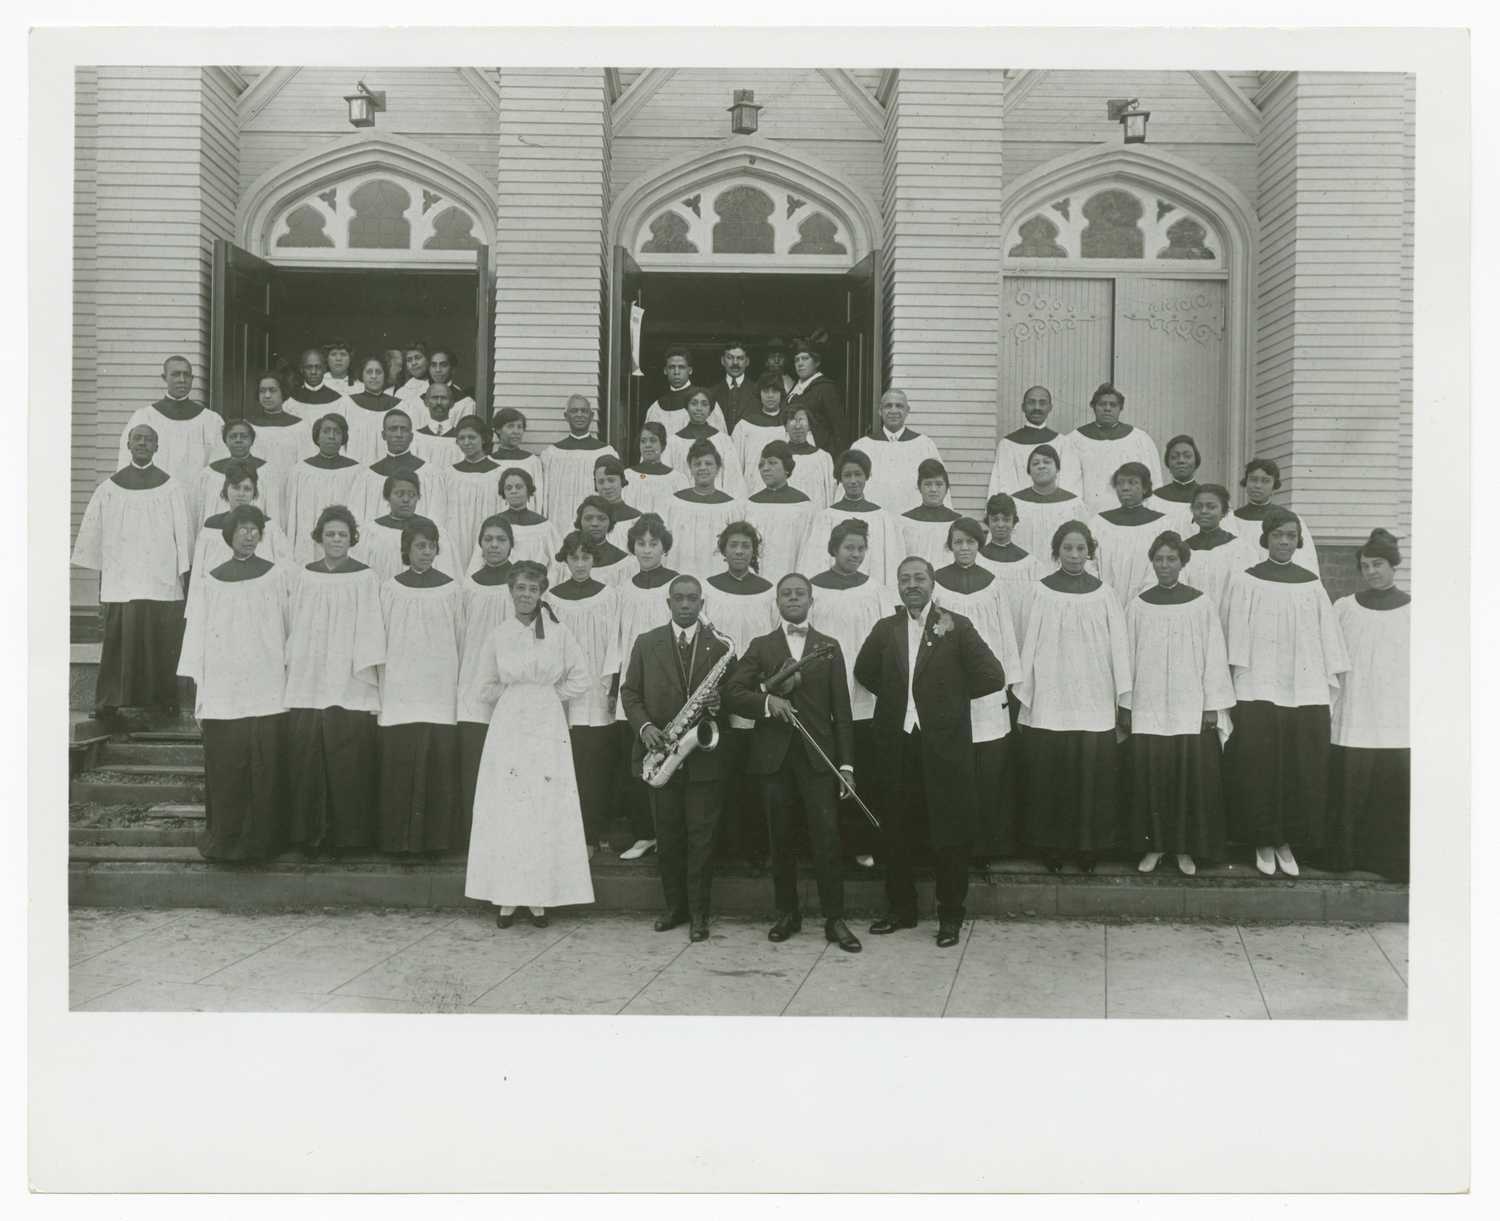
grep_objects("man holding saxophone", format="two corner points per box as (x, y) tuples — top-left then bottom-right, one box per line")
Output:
(621, 574), (734, 943)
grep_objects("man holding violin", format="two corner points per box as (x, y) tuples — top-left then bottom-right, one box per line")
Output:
(726, 572), (862, 953)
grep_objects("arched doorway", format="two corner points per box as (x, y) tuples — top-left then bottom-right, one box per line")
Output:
(603, 138), (883, 450)
(997, 146), (1257, 489)
(214, 133), (497, 419)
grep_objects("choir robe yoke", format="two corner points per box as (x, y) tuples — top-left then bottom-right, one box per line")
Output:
(284, 560), (385, 712)
(377, 573), (465, 727)
(1331, 591), (1410, 749)
(1121, 586), (1235, 737)
(177, 559), (292, 720)
(1014, 575), (1132, 733)
(1223, 564), (1350, 707)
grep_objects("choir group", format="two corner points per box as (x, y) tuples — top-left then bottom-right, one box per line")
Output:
(71, 344), (1411, 937)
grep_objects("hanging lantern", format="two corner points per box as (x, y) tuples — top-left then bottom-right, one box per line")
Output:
(344, 80), (387, 129)
(727, 89), (763, 135)
(1107, 98), (1151, 144)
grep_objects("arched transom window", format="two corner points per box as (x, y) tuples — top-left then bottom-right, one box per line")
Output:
(268, 171), (484, 264)
(1004, 182), (1224, 272)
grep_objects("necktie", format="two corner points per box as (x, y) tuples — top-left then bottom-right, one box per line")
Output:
(677, 630), (693, 673)
(785, 623), (808, 637)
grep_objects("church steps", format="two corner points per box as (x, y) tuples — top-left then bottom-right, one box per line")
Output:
(98, 742), (204, 766)
(71, 778), (205, 805)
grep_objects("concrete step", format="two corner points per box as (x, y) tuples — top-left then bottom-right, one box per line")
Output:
(147, 803), (206, 819)
(99, 742), (205, 766)
(129, 730), (203, 744)
(70, 827), (201, 848)
(82, 763), (205, 779)
(71, 779), (206, 805)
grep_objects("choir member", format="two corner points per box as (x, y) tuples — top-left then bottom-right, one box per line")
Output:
(115, 355), (222, 492)
(567, 496), (638, 591)
(1066, 382), (1163, 516)
(645, 347), (728, 435)
(975, 493), (1045, 645)
(283, 413), (363, 566)
(283, 505), (384, 856)
(344, 355), (403, 465)
(176, 504), (291, 861)
(455, 515), (517, 837)
(1144, 434), (1203, 533)
(244, 371), (307, 491)
(539, 395), (617, 526)
(1223, 507), (1350, 877)
(1229, 458), (1320, 575)
(321, 339), (359, 396)
(625, 421), (690, 517)
(785, 340), (844, 454)
(612, 513), (680, 861)
(743, 440), (816, 586)
(986, 384), (1082, 499)
(1122, 531), (1235, 876)
(784, 405), (835, 510)
(733, 374), (796, 495)
(444, 414), (503, 569)
(808, 519), (889, 868)
(424, 347), (477, 417)
(706, 339), (758, 432)
(464, 560), (596, 927)
(703, 520), (779, 868)
(198, 418), (277, 530)
(1089, 461), (1168, 607)
(1180, 483), (1259, 613)
(479, 467), (560, 570)
(795, 447), (905, 587)
(663, 388), (745, 498)
(593, 453), (643, 551)
(549, 531), (623, 856)
(377, 519), (466, 854)
(286, 348), (345, 414)
(358, 408), (451, 534)
(859, 389), (948, 515)
(1327, 529), (1410, 880)
(665, 439), (741, 578)
(409, 382), (463, 466)
(898, 458), (963, 572)
(353, 470), (454, 582)
(393, 342), (431, 405)
(932, 518), (1023, 863)
(72, 424), (195, 721)
(190, 461), (294, 580)
(1013, 520), (1131, 873)
(1011, 444), (1087, 570)
(490, 407), (545, 510)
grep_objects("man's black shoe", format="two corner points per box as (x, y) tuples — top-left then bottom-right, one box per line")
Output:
(653, 911), (688, 933)
(689, 917), (710, 942)
(768, 912), (801, 942)
(869, 913), (918, 935)
(825, 919), (862, 952)
(936, 922), (962, 948)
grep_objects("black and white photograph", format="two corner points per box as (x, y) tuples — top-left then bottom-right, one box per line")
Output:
(25, 15), (1473, 1198)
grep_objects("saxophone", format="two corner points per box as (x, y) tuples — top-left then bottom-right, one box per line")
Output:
(640, 620), (735, 788)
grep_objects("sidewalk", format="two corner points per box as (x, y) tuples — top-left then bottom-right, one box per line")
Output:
(68, 907), (1408, 1018)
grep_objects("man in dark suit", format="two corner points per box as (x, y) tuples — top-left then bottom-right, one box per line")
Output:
(725, 573), (862, 953)
(707, 338), (759, 433)
(620, 574), (735, 942)
(853, 556), (1007, 947)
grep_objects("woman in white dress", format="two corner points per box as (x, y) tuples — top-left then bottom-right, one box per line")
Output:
(1180, 483), (1260, 615)
(796, 447), (905, 587)
(784, 405), (835, 510)
(444, 414), (503, 567)
(344, 355), (403, 466)
(743, 440), (816, 586)
(1326, 528), (1410, 880)
(176, 504), (292, 862)
(284, 413), (363, 565)
(664, 438), (740, 579)
(1010, 445), (1087, 573)
(1121, 531), (1236, 876)
(456, 515), (516, 835)
(190, 460), (295, 582)
(1013, 519), (1132, 873)
(1144, 434), (1203, 534)
(1089, 461), (1168, 608)
(1222, 507), (1350, 877)
(1229, 458), (1320, 575)
(976, 493), (1046, 646)
(377, 519), (466, 855)
(898, 458), (962, 573)
(625, 422), (690, 518)
(197, 417), (279, 528)
(465, 560), (596, 927)
(665, 389), (744, 499)
(932, 517), (1023, 863)
(283, 504), (385, 856)
(549, 531), (622, 857)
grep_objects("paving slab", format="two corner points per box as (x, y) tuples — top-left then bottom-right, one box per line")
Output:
(1240, 924), (1407, 1020)
(1105, 923), (1267, 1020)
(622, 919), (830, 1016)
(1367, 922), (1409, 984)
(944, 920), (1106, 1019)
(783, 922), (968, 1017)
(75, 909), (319, 984)
(69, 964), (143, 1007)
(69, 907), (185, 966)
(468, 926), (687, 1014)
(76, 980), (331, 1013)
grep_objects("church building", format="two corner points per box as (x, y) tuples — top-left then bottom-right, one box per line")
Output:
(69, 66), (1414, 608)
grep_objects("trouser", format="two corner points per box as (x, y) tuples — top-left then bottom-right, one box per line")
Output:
(763, 747), (844, 921)
(881, 728), (970, 924)
(838, 720), (879, 858)
(715, 725), (767, 862)
(570, 725), (616, 844)
(652, 776), (722, 919)
(614, 721), (654, 840)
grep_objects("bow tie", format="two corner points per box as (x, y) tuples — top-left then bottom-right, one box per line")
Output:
(784, 623), (808, 637)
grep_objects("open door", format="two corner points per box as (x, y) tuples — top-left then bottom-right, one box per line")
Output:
(842, 250), (882, 443)
(604, 247), (644, 452)
(472, 245), (493, 417)
(210, 239), (275, 421)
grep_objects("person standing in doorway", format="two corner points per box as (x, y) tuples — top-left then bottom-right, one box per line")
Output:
(761, 337), (796, 397)
(707, 339), (758, 433)
(785, 340), (844, 455)
(646, 348), (728, 435)
(394, 342), (431, 405)
(322, 339), (360, 397)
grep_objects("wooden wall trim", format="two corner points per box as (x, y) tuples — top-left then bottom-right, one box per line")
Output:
(457, 67), (503, 115)
(236, 65), (299, 123)
(816, 68), (886, 135)
(612, 67), (677, 131)
(1002, 69), (1047, 113)
(1189, 70), (1263, 138)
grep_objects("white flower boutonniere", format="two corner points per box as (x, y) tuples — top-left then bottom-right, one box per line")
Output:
(928, 612), (955, 643)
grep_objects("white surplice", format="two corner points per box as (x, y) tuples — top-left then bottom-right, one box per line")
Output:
(786, 448), (836, 511)
(539, 440), (618, 526)
(931, 575), (1022, 742)
(281, 460), (366, 566)
(283, 564), (385, 712)
(1180, 534), (1260, 625)
(189, 519), (295, 586)
(663, 492), (740, 579)
(1229, 507), (1321, 576)
(177, 562), (291, 720)
(807, 577), (892, 721)
(664, 431), (746, 499)
(624, 465), (691, 518)
(1009, 492), (1089, 573)
(856, 432), (947, 516)
(743, 497), (817, 586)
(1014, 581), (1132, 732)
(455, 577), (516, 724)
(72, 475), (194, 603)
(1120, 591), (1235, 737)
(194, 460), (284, 534)
(1331, 596), (1410, 749)
(986, 432), (1083, 499)
(898, 513), (960, 575)
(796, 504), (906, 588)
(377, 578), (464, 726)
(549, 585), (621, 728)
(612, 574), (679, 721)
(975, 548), (1046, 644)
(1066, 426), (1163, 517)
(116, 402), (222, 486)
(1089, 510), (1170, 609)
(1223, 570), (1349, 708)
(444, 464), (505, 566)
(354, 517), (460, 583)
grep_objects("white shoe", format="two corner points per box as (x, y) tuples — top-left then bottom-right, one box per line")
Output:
(587, 844), (597, 861)
(1254, 847), (1276, 876)
(1275, 843), (1299, 877)
(619, 839), (657, 861)
(1176, 854), (1197, 877)
(1137, 851), (1163, 873)
(854, 854), (875, 869)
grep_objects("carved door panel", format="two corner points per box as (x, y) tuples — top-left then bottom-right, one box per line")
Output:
(210, 239), (275, 422)
(1113, 279), (1227, 482)
(1001, 277), (1114, 432)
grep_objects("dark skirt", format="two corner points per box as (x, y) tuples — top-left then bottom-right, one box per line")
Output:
(1022, 727), (1120, 855)
(96, 599), (185, 711)
(1326, 745), (1410, 879)
(457, 721), (490, 851)
(1127, 729), (1226, 860)
(974, 733), (1019, 857)
(1225, 701), (1330, 850)
(285, 707), (379, 850)
(200, 714), (286, 862)
(377, 722), (461, 853)
(569, 724), (616, 845)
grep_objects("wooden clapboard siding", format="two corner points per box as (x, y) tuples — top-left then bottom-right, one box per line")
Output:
(1253, 73), (1299, 487)
(1397, 72), (1414, 587)
(237, 67), (500, 194)
(72, 68), (100, 606)
(1006, 139), (1260, 210)
(493, 69), (610, 448)
(882, 69), (1005, 517)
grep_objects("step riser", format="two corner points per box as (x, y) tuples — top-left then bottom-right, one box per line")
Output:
(70, 828), (201, 848)
(98, 744), (205, 766)
(71, 782), (205, 805)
